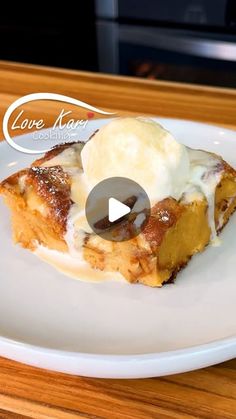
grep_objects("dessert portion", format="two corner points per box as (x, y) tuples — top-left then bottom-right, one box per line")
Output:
(1, 117), (236, 287)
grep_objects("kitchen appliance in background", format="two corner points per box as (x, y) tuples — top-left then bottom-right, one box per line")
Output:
(95, 0), (236, 87)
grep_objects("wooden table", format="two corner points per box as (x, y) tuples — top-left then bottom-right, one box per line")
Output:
(0, 61), (235, 418)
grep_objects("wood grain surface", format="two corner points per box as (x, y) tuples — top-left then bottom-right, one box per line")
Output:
(0, 61), (235, 418)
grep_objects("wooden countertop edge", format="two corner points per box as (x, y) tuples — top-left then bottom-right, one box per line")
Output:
(0, 60), (236, 98)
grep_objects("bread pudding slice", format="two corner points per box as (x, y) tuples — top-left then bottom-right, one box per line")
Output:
(83, 170), (236, 286)
(0, 143), (80, 253)
(1, 140), (236, 287)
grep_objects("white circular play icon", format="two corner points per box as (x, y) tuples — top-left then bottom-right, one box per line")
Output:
(85, 177), (150, 242)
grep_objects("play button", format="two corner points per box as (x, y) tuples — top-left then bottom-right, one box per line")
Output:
(85, 177), (150, 242)
(108, 198), (131, 222)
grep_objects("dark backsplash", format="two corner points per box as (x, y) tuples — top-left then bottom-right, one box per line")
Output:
(0, 2), (98, 71)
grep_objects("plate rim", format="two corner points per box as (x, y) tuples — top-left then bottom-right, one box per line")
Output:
(0, 334), (235, 378)
(1, 116), (236, 377)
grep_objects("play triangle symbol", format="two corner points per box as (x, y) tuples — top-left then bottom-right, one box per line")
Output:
(108, 197), (131, 223)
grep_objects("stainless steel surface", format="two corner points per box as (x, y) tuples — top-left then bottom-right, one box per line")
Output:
(119, 26), (236, 62)
(96, 21), (119, 73)
(95, 0), (118, 19)
(96, 0), (228, 27)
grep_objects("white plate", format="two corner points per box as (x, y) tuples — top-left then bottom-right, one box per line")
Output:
(0, 118), (236, 379)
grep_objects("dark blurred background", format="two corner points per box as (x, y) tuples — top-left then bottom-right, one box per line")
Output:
(0, 0), (236, 88)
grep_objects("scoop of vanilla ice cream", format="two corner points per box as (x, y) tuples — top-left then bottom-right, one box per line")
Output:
(81, 117), (190, 203)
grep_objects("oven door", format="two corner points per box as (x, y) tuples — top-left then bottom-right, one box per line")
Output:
(96, 22), (236, 87)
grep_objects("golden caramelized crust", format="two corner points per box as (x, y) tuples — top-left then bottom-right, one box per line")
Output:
(26, 166), (72, 232)
(1, 140), (236, 287)
(0, 144), (79, 250)
(0, 169), (68, 252)
(0, 142), (82, 238)
(0, 169), (27, 191)
(142, 198), (183, 249)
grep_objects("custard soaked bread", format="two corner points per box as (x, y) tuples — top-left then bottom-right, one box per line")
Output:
(83, 166), (236, 286)
(1, 118), (236, 287)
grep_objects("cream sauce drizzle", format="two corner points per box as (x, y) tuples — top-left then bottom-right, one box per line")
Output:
(185, 149), (223, 245)
(35, 245), (123, 283)
(37, 141), (225, 279)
